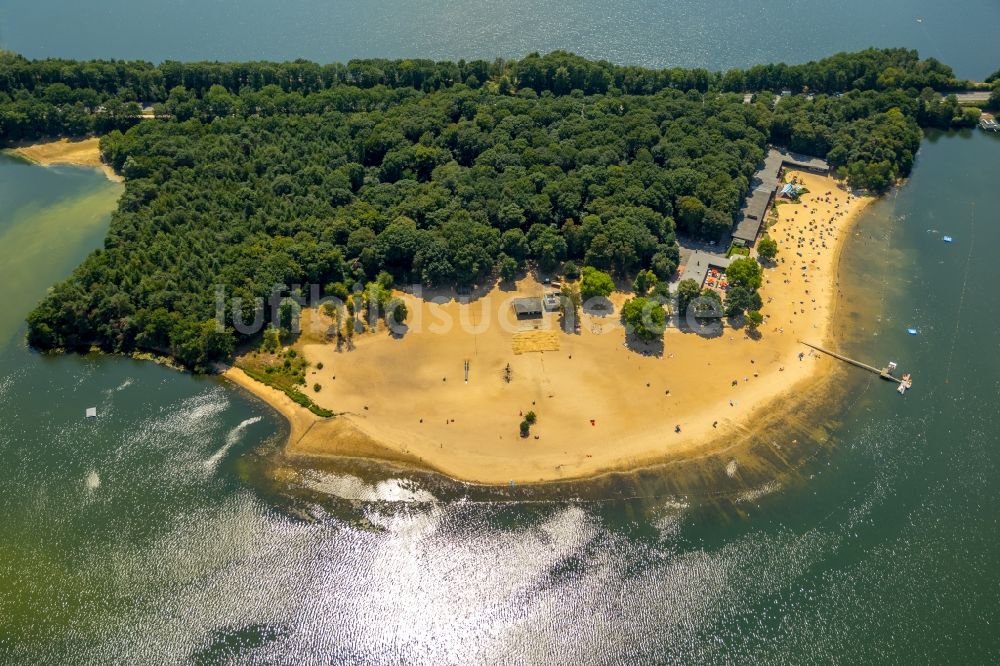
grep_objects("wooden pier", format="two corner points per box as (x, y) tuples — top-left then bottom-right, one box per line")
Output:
(799, 341), (902, 383)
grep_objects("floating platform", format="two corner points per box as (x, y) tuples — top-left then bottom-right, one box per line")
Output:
(85, 407), (97, 418)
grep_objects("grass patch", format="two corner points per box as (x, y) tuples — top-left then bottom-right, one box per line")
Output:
(726, 242), (751, 258)
(237, 348), (334, 417)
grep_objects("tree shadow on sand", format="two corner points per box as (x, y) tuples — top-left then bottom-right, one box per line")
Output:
(387, 322), (410, 340)
(725, 314), (762, 340)
(674, 314), (725, 339)
(582, 296), (614, 316)
(623, 332), (665, 357)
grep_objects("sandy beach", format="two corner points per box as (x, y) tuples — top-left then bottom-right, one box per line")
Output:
(5, 137), (122, 182)
(228, 169), (874, 484)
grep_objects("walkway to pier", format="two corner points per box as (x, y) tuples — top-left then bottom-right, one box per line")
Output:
(799, 341), (902, 383)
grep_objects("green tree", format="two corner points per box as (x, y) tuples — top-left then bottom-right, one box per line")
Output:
(724, 285), (763, 317)
(676, 196), (706, 235)
(385, 297), (408, 327)
(580, 266), (615, 302)
(632, 269), (657, 295)
(988, 81), (1000, 111)
(701, 209), (733, 238)
(500, 228), (529, 261)
(676, 278), (702, 318)
(745, 310), (764, 331)
(692, 288), (723, 320)
(559, 283), (582, 332)
(498, 254), (519, 283)
(527, 224), (568, 272)
(757, 235), (779, 261)
(375, 270), (394, 290)
(725, 257), (763, 290)
(261, 324), (282, 353)
(650, 250), (678, 280)
(621, 297), (666, 342)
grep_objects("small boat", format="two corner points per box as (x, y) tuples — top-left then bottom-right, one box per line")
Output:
(943, 236), (953, 243)
(897, 373), (913, 395)
(907, 328), (918, 335)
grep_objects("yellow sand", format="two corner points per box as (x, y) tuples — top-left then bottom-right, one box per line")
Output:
(6, 137), (122, 182)
(228, 170), (874, 484)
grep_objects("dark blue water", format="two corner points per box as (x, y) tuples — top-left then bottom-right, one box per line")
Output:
(2, 0), (998, 79)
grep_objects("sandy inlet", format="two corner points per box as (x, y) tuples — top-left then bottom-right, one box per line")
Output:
(5, 137), (122, 182)
(229, 170), (875, 484)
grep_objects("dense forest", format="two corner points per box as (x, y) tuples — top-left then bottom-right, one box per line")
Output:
(4, 49), (983, 369)
(0, 47), (978, 139)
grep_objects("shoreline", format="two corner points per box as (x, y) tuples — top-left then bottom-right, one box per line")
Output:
(4, 137), (123, 183)
(226, 169), (878, 485)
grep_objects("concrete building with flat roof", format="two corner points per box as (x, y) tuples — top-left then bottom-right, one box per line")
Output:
(677, 251), (734, 290)
(542, 292), (560, 311)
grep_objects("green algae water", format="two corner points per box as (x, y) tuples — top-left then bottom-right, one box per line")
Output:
(0, 159), (122, 346)
(2, 132), (999, 661)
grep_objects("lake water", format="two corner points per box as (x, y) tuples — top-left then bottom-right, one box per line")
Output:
(3, 129), (999, 664)
(2, 3), (1000, 661)
(1, 0), (999, 79)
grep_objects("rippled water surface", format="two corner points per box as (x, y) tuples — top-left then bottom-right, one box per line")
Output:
(2, 0), (999, 79)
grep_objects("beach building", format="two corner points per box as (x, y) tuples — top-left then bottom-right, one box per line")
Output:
(542, 292), (560, 312)
(677, 251), (733, 291)
(732, 187), (774, 246)
(512, 297), (544, 319)
(731, 147), (829, 247)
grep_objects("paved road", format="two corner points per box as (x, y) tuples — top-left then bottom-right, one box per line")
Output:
(952, 91), (991, 103)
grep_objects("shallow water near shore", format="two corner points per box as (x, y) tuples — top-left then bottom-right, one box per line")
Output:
(2, 129), (999, 661)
